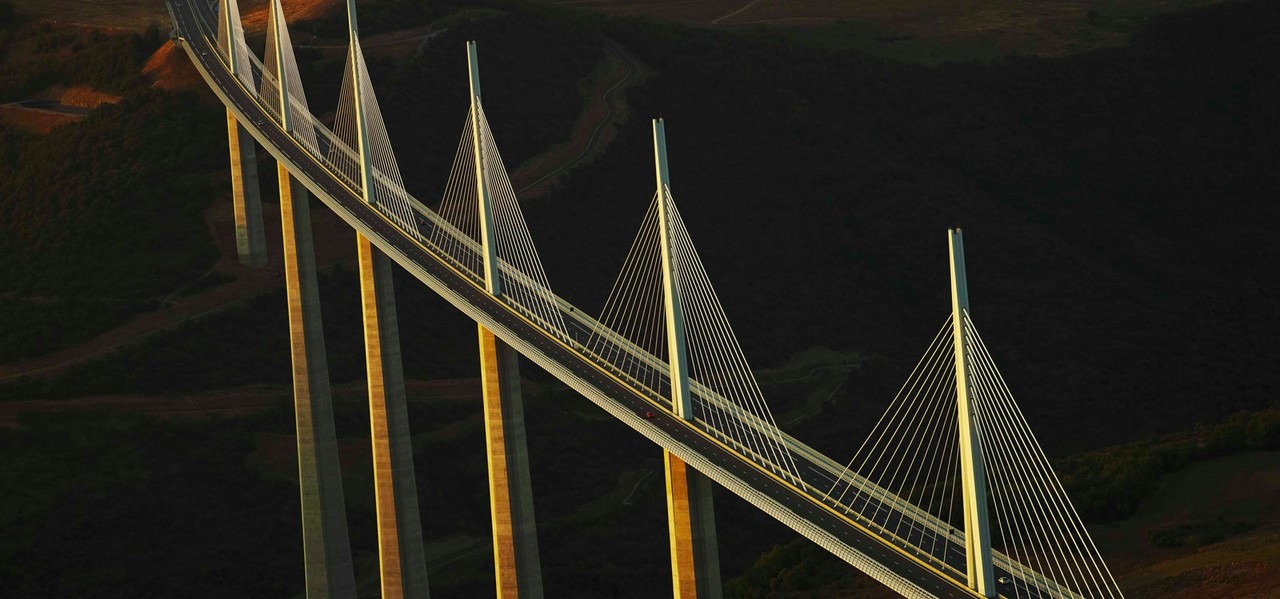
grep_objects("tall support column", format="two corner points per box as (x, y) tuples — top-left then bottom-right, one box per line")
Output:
(653, 119), (721, 598)
(469, 42), (544, 598)
(282, 165), (357, 599)
(227, 109), (266, 266)
(664, 453), (722, 599)
(478, 326), (544, 599)
(345, 2), (427, 596)
(219, 0), (264, 266)
(273, 4), (356, 596)
(949, 228), (995, 597)
(358, 236), (430, 599)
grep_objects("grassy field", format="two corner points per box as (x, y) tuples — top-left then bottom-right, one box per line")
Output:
(1101, 452), (1280, 597)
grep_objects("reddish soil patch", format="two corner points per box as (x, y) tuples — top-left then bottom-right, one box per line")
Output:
(143, 40), (204, 90)
(0, 104), (80, 134)
(60, 85), (122, 109)
(240, 0), (341, 33)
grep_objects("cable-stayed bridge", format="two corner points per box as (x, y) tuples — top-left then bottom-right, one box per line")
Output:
(166, 1), (1124, 597)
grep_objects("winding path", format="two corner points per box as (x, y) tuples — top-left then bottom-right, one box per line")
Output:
(512, 41), (641, 197)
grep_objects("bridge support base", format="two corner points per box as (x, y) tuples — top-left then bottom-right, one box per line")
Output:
(665, 451), (722, 599)
(478, 325), (544, 598)
(281, 165), (357, 599)
(357, 234), (430, 599)
(226, 108), (266, 267)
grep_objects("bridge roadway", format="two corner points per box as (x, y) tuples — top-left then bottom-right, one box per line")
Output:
(168, 3), (1014, 597)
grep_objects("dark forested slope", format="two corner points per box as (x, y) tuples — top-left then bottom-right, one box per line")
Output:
(529, 0), (1280, 454)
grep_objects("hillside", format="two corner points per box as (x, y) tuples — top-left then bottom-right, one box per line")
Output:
(0, 0), (1277, 597)
(5, 0), (1275, 452)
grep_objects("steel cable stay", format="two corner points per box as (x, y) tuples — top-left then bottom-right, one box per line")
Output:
(828, 316), (951, 506)
(975, 387), (1040, 598)
(830, 316), (1005, 574)
(196, 4), (1128, 595)
(260, 0), (319, 155)
(965, 310), (1090, 598)
(836, 318), (952, 511)
(588, 195), (664, 393)
(670, 213), (756, 460)
(968, 356), (1068, 598)
(475, 108), (569, 340)
(431, 111), (483, 280)
(664, 193), (773, 469)
(877, 331), (956, 553)
(665, 194), (770, 468)
(215, 0), (255, 92)
(896, 373), (957, 552)
(966, 314), (1123, 598)
(974, 334), (1097, 599)
(668, 202), (778, 472)
(973, 370), (1077, 598)
(930, 402), (960, 562)
(663, 191), (804, 486)
(329, 49), (360, 191)
(872, 342), (945, 528)
(354, 43), (419, 238)
(505, 195), (569, 339)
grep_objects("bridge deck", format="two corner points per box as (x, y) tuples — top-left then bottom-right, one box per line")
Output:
(165, 2), (1058, 597)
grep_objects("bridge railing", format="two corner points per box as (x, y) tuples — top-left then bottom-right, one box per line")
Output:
(195, 7), (580, 339)
(185, 6), (1078, 595)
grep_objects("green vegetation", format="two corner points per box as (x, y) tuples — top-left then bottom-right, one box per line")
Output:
(1148, 518), (1257, 549)
(0, 297), (155, 362)
(529, 0), (1280, 454)
(0, 88), (223, 362)
(0, 21), (160, 100)
(0, 16), (225, 364)
(1059, 409), (1280, 523)
(727, 537), (866, 598)
(0, 262), (487, 400)
(756, 347), (868, 426)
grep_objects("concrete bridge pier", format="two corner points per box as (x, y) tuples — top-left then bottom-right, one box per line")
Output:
(357, 235), (430, 599)
(478, 325), (544, 598)
(650, 118), (723, 598)
(226, 109), (266, 266)
(665, 452), (722, 598)
(279, 165), (357, 598)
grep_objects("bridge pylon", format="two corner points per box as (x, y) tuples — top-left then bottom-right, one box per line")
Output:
(217, 0), (265, 267)
(345, 1), (430, 597)
(468, 41), (545, 598)
(653, 119), (722, 599)
(949, 228), (996, 597)
(266, 1), (357, 596)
